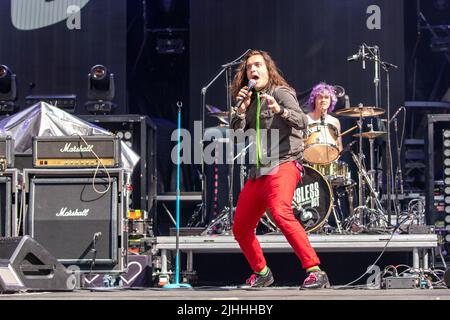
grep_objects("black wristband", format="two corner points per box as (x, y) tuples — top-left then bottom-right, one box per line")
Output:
(277, 106), (285, 116)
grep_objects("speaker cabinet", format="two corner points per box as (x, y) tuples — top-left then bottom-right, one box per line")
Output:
(0, 236), (76, 292)
(0, 169), (19, 237)
(23, 168), (127, 273)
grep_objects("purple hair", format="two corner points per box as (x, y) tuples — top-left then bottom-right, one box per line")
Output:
(308, 82), (337, 112)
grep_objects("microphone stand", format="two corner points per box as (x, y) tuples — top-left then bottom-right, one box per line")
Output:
(393, 118), (402, 219)
(355, 44), (398, 226)
(391, 108), (405, 222)
(200, 49), (251, 228)
(377, 58), (398, 226)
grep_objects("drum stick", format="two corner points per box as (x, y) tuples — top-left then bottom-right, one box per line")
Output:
(339, 125), (358, 137)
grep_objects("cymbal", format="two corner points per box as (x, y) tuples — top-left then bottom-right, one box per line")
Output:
(335, 106), (385, 117)
(353, 131), (386, 139)
(208, 111), (229, 118)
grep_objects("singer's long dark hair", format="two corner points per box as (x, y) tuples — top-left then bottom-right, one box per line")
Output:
(230, 50), (294, 99)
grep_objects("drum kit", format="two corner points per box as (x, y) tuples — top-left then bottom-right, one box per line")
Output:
(203, 104), (389, 235)
(288, 104), (388, 233)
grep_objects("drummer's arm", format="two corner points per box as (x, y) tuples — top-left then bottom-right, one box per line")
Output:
(273, 87), (308, 130)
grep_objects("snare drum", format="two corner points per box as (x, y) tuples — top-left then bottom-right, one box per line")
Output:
(303, 123), (339, 164)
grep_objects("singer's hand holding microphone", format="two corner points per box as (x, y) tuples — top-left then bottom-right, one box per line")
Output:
(235, 79), (256, 114)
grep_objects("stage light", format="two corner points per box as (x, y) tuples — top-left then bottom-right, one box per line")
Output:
(84, 65), (116, 114)
(0, 65), (18, 115)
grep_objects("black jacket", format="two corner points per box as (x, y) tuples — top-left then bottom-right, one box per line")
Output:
(230, 85), (308, 179)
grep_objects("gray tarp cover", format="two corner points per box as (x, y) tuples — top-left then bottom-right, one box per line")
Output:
(0, 102), (140, 172)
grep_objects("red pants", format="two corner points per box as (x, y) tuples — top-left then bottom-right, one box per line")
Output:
(232, 161), (320, 272)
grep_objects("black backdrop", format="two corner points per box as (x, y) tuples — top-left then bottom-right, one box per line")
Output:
(0, 0), (127, 114)
(189, 0), (405, 220)
(189, 0), (405, 129)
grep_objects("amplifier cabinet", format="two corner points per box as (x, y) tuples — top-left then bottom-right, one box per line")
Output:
(0, 169), (19, 237)
(23, 168), (127, 273)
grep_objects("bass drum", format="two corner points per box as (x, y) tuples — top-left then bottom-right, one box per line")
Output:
(265, 165), (333, 233)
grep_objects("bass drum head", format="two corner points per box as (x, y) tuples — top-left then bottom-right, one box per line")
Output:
(292, 165), (333, 232)
(265, 165), (332, 233)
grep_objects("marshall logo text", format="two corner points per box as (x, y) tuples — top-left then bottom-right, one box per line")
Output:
(60, 143), (94, 153)
(56, 207), (89, 217)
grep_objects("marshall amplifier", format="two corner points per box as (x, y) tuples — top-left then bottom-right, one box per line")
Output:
(0, 136), (14, 169)
(23, 168), (127, 273)
(32, 135), (120, 168)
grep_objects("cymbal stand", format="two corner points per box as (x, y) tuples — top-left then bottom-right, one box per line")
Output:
(350, 151), (388, 230)
(351, 105), (389, 231)
(355, 104), (365, 221)
(367, 124), (377, 210)
(332, 198), (343, 234)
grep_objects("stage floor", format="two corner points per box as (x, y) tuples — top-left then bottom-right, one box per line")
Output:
(0, 287), (448, 300)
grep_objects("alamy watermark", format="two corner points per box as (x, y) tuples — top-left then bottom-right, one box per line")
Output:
(171, 121), (280, 168)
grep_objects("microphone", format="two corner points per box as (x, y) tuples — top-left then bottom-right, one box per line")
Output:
(389, 107), (403, 123)
(362, 45), (366, 69)
(347, 51), (361, 62)
(320, 108), (325, 125)
(235, 79), (257, 109)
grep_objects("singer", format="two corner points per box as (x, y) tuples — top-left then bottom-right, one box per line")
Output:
(229, 50), (330, 289)
(306, 82), (343, 153)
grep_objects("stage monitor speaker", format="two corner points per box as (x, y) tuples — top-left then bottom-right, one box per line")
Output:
(24, 168), (127, 273)
(0, 236), (76, 292)
(0, 169), (19, 237)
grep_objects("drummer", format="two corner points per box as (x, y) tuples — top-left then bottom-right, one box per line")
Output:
(306, 82), (343, 153)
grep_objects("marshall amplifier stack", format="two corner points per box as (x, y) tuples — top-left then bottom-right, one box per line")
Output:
(21, 135), (128, 273)
(32, 135), (120, 168)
